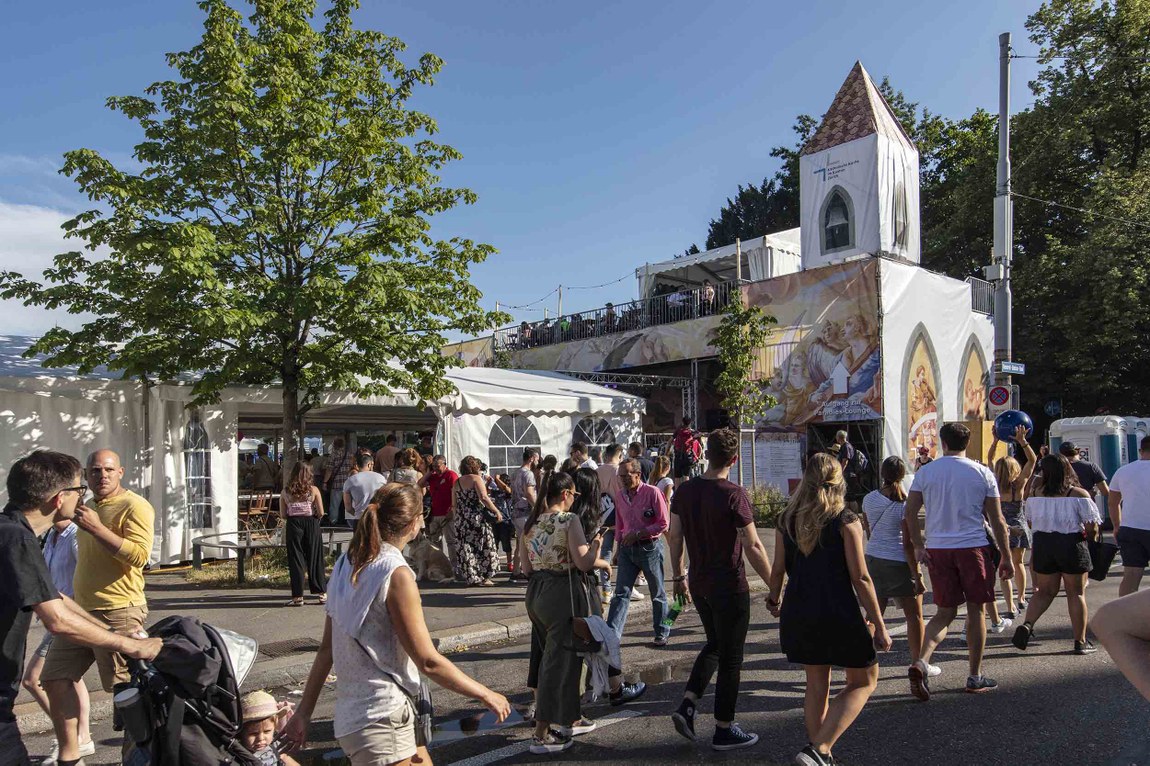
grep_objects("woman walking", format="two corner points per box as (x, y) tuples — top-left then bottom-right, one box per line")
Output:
(390, 449), (423, 486)
(767, 454), (890, 766)
(1011, 453), (1101, 654)
(523, 471), (609, 754)
(651, 455), (674, 507)
(988, 424), (1037, 617)
(283, 484), (510, 765)
(451, 456), (503, 586)
(280, 461), (328, 607)
(861, 457), (931, 690)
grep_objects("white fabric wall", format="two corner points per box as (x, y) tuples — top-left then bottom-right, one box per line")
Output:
(879, 260), (995, 466)
(800, 135), (881, 269)
(875, 134), (921, 263)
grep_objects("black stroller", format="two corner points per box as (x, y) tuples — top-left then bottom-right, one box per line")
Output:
(118, 616), (263, 765)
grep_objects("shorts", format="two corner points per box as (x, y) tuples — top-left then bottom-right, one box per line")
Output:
(672, 454), (695, 479)
(1117, 526), (1150, 569)
(865, 555), (916, 599)
(925, 546), (996, 608)
(494, 520), (513, 554)
(338, 700), (417, 766)
(1031, 531), (1092, 575)
(41, 605), (147, 692)
(1005, 512), (1031, 550)
(35, 633), (54, 659)
(512, 510), (529, 536)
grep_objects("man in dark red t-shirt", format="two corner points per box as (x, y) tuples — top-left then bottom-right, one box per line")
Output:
(667, 428), (774, 751)
(419, 456), (458, 552)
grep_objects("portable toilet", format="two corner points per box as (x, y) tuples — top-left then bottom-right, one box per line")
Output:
(1123, 417), (1149, 466)
(1049, 416), (1127, 479)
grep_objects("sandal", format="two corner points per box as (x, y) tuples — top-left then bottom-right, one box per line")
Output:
(315, 594), (327, 605)
(285, 598), (304, 607)
(480, 579), (496, 587)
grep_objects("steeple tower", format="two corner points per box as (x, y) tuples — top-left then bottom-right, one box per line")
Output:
(799, 62), (920, 269)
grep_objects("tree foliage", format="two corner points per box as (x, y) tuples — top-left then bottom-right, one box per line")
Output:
(0, 0), (506, 459)
(713, 296), (776, 427)
(695, 1), (1150, 417)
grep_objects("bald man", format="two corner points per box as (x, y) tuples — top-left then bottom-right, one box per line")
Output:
(42, 449), (155, 763)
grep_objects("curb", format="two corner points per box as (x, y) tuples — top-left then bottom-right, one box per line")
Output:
(17, 578), (769, 733)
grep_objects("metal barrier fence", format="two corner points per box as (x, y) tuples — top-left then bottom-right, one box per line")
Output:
(495, 280), (738, 351)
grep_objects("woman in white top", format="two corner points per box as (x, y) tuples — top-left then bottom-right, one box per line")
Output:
(650, 455), (674, 507)
(860, 457), (927, 676)
(1011, 454), (1101, 656)
(284, 484), (510, 765)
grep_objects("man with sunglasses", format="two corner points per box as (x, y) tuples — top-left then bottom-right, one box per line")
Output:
(606, 458), (670, 647)
(42, 449), (156, 765)
(1, 450), (161, 765)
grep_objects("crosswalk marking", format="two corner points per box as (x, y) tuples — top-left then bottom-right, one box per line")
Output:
(444, 710), (646, 766)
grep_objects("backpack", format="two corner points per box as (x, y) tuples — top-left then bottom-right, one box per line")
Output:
(673, 429), (699, 466)
(846, 446), (869, 477)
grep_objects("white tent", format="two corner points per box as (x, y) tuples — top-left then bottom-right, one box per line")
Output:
(0, 336), (643, 563)
(635, 228), (801, 296)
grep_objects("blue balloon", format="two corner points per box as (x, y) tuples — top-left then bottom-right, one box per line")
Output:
(994, 410), (1034, 442)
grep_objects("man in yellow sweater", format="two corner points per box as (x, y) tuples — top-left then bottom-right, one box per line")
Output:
(42, 449), (155, 764)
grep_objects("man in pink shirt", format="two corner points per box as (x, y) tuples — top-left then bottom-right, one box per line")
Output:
(607, 458), (671, 646)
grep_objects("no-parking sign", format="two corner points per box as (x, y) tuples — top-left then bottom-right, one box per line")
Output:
(988, 385), (1011, 416)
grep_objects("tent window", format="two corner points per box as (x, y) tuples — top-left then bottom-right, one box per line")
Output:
(488, 415), (541, 477)
(184, 415), (213, 528)
(820, 187), (855, 254)
(572, 417), (616, 463)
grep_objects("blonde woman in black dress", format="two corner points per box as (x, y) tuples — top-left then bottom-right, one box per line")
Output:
(767, 454), (890, 766)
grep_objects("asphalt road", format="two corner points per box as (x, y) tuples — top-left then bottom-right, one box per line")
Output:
(20, 571), (1150, 766)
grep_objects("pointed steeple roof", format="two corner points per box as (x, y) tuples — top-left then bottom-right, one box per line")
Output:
(801, 61), (916, 156)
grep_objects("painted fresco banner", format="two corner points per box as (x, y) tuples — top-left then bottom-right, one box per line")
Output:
(508, 315), (722, 372)
(906, 334), (940, 462)
(443, 336), (495, 368)
(960, 343), (987, 420)
(752, 259), (881, 428)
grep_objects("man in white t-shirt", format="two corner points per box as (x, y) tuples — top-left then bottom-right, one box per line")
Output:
(571, 442), (598, 470)
(341, 453), (386, 534)
(904, 422), (1013, 700)
(1108, 435), (1150, 596)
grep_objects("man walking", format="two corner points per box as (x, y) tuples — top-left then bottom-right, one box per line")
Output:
(904, 423), (1013, 700)
(373, 434), (400, 475)
(1060, 441), (1111, 526)
(3, 451), (160, 766)
(606, 458), (670, 645)
(668, 428), (772, 750)
(341, 453), (385, 533)
(672, 417), (702, 487)
(508, 449), (539, 581)
(420, 456), (458, 555)
(595, 445), (627, 600)
(1109, 436), (1150, 596)
(322, 437), (352, 525)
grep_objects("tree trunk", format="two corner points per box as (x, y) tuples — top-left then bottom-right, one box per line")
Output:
(282, 380), (301, 485)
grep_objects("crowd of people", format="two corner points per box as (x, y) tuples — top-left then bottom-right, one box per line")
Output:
(7, 422), (1150, 765)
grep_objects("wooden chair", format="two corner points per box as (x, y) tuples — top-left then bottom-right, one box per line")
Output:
(238, 490), (277, 541)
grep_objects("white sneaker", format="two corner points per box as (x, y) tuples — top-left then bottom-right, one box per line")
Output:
(629, 589), (646, 601)
(42, 740), (95, 765)
(990, 618), (1013, 634)
(926, 663), (942, 678)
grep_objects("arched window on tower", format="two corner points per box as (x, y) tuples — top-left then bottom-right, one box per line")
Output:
(184, 415), (213, 528)
(821, 187), (855, 254)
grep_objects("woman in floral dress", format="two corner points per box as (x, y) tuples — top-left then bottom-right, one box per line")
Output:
(451, 456), (503, 585)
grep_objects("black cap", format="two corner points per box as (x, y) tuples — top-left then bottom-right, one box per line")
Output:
(1059, 441), (1078, 457)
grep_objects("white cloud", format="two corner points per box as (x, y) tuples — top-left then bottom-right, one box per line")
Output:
(0, 153), (61, 176)
(0, 200), (96, 336)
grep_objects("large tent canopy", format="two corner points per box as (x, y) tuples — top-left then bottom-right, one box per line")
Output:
(635, 228), (801, 296)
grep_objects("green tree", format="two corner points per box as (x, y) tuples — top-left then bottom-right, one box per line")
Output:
(713, 297), (776, 427)
(1, 0), (507, 469)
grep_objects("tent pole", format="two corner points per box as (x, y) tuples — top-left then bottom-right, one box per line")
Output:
(735, 238), (742, 283)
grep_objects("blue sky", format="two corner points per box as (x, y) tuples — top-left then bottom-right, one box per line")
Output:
(0, 0), (1044, 335)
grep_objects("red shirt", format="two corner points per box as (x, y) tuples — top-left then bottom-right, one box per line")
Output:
(427, 470), (458, 517)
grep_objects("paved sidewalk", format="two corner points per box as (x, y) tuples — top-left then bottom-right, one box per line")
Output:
(18, 530), (778, 734)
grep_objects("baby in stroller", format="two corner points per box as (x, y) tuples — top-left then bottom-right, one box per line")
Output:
(240, 691), (300, 766)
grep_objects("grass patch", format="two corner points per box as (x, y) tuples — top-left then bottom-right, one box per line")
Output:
(184, 548), (336, 589)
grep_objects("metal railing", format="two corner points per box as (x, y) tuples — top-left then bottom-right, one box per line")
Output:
(966, 276), (994, 315)
(495, 280), (739, 352)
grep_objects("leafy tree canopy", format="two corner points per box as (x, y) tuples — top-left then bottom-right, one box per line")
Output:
(1, 0), (506, 454)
